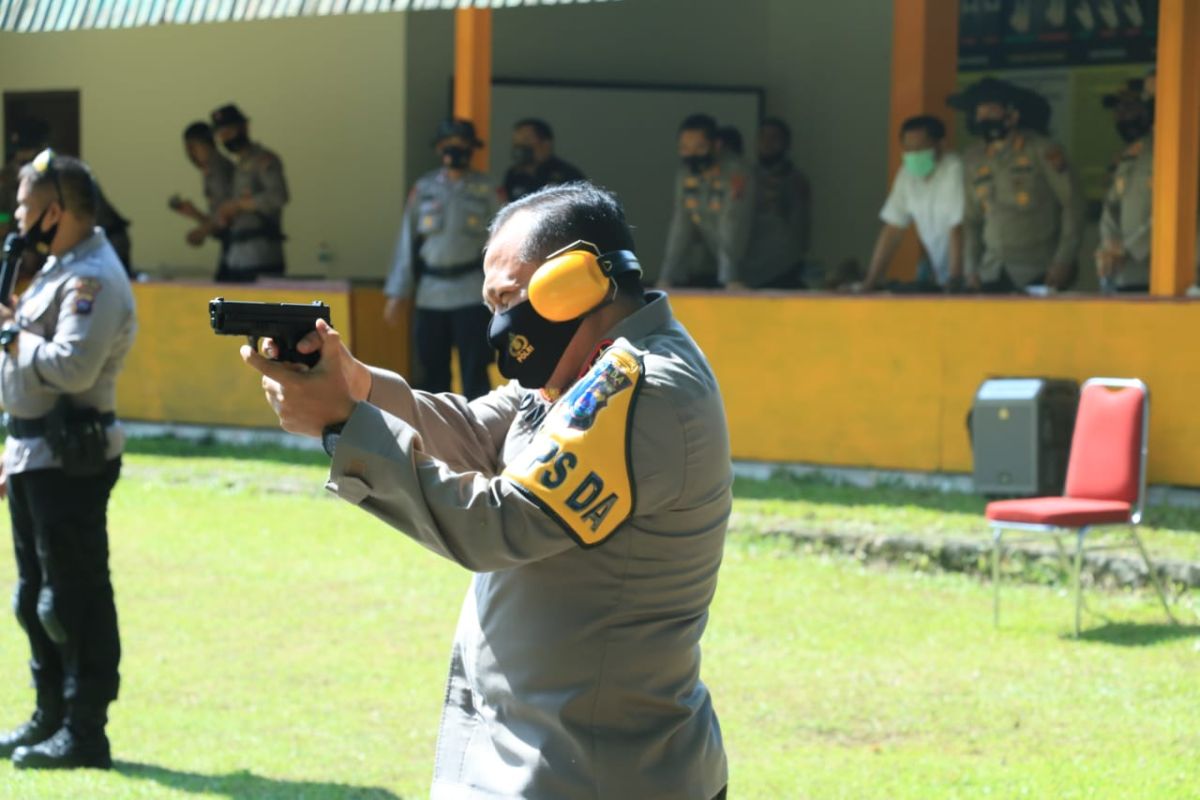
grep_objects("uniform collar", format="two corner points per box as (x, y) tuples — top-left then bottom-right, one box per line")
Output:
(44, 228), (106, 272)
(601, 290), (673, 344)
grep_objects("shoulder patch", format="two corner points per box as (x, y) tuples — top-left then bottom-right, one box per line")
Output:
(730, 173), (747, 200)
(502, 346), (644, 547)
(1044, 145), (1068, 173)
(68, 277), (102, 316)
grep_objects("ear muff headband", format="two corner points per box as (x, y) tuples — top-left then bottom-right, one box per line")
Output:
(528, 240), (642, 322)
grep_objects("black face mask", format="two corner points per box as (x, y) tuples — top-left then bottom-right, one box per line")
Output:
(488, 300), (583, 389)
(442, 146), (472, 169)
(512, 145), (535, 167)
(683, 154), (715, 174)
(1116, 118), (1150, 144)
(222, 132), (250, 153)
(759, 153), (787, 168)
(22, 206), (59, 254)
(977, 119), (1009, 143)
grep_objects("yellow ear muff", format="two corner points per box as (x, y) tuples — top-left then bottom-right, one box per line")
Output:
(528, 249), (612, 322)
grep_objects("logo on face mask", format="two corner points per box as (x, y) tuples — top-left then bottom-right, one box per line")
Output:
(508, 334), (535, 362)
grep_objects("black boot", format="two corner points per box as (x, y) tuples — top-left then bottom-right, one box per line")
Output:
(12, 704), (111, 770)
(0, 707), (62, 758)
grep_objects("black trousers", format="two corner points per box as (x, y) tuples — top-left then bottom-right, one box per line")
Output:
(8, 459), (122, 709)
(414, 305), (494, 400)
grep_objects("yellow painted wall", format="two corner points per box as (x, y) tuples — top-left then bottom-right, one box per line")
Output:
(119, 281), (353, 427)
(0, 13), (407, 281)
(120, 285), (1200, 488)
(669, 293), (1200, 486)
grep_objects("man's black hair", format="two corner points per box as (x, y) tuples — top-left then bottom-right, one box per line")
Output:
(678, 113), (718, 140)
(19, 154), (99, 218)
(488, 181), (641, 295)
(716, 126), (744, 155)
(760, 116), (792, 148)
(514, 118), (554, 141)
(183, 121), (215, 145)
(900, 114), (947, 142)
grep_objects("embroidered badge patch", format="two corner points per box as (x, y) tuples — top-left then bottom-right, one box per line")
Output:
(69, 278), (102, 316)
(503, 345), (643, 547)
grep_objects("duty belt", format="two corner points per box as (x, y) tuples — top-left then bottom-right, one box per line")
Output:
(423, 260), (482, 278)
(3, 411), (116, 438)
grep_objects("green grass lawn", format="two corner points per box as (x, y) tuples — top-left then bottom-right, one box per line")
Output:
(0, 441), (1195, 799)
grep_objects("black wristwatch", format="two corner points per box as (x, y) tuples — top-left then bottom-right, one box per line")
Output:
(321, 421), (346, 458)
(0, 323), (19, 349)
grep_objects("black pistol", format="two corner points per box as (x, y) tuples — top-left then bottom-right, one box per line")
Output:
(209, 298), (331, 368)
(0, 233), (26, 308)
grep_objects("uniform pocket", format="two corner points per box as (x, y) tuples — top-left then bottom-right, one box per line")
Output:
(418, 198), (445, 236)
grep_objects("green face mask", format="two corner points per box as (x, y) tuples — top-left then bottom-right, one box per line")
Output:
(902, 148), (937, 178)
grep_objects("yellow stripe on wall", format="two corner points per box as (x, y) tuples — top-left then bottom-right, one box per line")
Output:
(119, 284), (1200, 487)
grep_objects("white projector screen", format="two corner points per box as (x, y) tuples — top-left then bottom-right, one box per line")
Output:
(490, 80), (764, 281)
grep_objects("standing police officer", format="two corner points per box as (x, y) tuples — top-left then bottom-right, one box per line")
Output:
(1097, 80), (1154, 293)
(211, 104), (289, 282)
(384, 119), (500, 399)
(243, 183), (730, 799)
(742, 117), (811, 289)
(0, 150), (137, 770)
(503, 118), (585, 203)
(955, 79), (1084, 292)
(660, 114), (755, 289)
(170, 121), (235, 280)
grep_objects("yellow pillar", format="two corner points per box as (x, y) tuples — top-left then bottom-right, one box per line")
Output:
(454, 8), (493, 173)
(886, 0), (960, 281)
(1150, 0), (1200, 296)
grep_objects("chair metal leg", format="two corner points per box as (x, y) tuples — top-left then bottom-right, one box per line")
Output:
(992, 528), (1002, 628)
(1130, 528), (1179, 625)
(1073, 528), (1086, 638)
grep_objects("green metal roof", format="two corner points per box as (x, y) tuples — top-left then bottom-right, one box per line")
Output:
(0, 0), (619, 32)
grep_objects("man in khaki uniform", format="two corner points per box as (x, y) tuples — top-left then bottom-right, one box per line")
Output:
(210, 104), (289, 281)
(242, 183), (730, 800)
(1097, 81), (1154, 292)
(660, 113), (755, 289)
(957, 79), (1084, 292)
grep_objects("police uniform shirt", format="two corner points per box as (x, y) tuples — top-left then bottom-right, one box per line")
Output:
(1099, 135), (1153, 288)
(879, 152), (965, 286)
(741, 158), (811, 288)
(661, 155), (756, 286)
(205, 152), (236, 219)
(326, 292), (730, 799)
(503, 156), (586, 203)
(226, 142), (289, 271)
(0, 228), (137, 474)
(963, 130), (1084, 288)
(384, 168), (501, 312)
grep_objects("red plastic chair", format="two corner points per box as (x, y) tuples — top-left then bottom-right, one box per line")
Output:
(986, 378), (1177, 636)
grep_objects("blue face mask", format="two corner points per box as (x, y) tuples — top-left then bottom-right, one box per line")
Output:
(902, 148), (937, 179)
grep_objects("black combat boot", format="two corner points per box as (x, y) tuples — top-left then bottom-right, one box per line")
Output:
(0, 687), (64, 758)
(12, 703), (111, 770)
(0, 708), (62, 758)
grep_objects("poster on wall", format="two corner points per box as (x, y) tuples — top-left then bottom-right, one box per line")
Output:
(960, 0), (1158, 69)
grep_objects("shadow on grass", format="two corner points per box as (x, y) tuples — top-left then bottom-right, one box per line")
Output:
(733, 472), (987, 515)
(733, 472), (1200, 533)
(115, 761), (404, 799)
(125, 435), (328, 467)
(1071, 623), (1200, 647)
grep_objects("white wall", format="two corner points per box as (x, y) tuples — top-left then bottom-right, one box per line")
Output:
(0, 13), (407, 280)
(764, 0), (894, 274)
